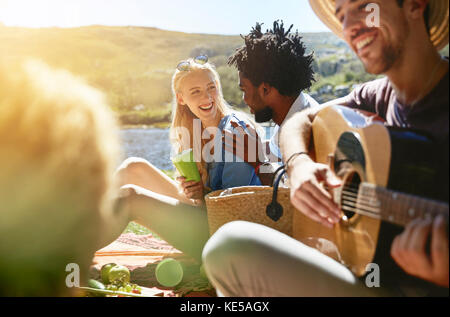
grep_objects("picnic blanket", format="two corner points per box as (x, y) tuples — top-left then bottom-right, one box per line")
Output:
(90, 233), (216, 297)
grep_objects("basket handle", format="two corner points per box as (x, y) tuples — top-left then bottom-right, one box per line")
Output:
(266, 165), (286, 222)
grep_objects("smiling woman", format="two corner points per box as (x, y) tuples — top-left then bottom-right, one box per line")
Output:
(113, 57), (265, 263)
(176, 70), (221, 130)
(171, 57), (230, 186)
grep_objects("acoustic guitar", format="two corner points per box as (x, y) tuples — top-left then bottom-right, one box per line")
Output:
(293, 105), (449, 277)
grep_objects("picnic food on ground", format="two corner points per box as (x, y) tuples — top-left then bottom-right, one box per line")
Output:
(84, 281), (142, 297)
(90, 263), (141, 297)
(155, 258), (184, 287)
(105, 282), (142, 295)
(88, 279), (106, 290)
(85, 274), (142, 297)
(101, 263), (117, 284)
(86, 279), (108, 297)
(108, 265), (131, 284)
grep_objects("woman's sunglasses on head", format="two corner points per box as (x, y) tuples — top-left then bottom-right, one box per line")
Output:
(177, 55), (208, 71)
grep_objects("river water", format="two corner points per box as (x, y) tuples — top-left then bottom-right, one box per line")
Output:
(120, 128), (174, 170)
(120, 126), (275, 170)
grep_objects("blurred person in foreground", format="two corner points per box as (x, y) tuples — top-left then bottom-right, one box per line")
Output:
(0, 60), (126, 296)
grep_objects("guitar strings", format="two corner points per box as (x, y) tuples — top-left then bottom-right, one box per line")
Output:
(341, 193), (381, 206)
(327, 183), (418, 220)
(341, 193), (448, 221)
(341, 191), (381, 205)
(341, 206), (382, 220)
(341, 199), (380, 213)
(341, 189), (383, 215)
(331, 184), (448, 223)
(340, 184), (383, 216)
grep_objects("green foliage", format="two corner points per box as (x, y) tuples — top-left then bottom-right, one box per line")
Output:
(345, 72), (355, 82)
(123, 221), (154, 236)
(217, 65), (244, 108)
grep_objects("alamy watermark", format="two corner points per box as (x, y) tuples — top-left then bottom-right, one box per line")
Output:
(65, 263), (80, 288)
(365, 3), (380, 28)
(365, 263), (380, 288)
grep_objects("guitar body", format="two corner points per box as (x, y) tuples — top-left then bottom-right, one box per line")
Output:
(293, 106), (444, 277)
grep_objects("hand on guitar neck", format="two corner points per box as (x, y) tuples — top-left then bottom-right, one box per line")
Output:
(391, 215), (449, 288)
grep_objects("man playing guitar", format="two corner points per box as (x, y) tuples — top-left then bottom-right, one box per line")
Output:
(202, 0), (448, 296)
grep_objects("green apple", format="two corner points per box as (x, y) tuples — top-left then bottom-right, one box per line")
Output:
(100, 263), (117, 284)
(108, 265), (130, 285)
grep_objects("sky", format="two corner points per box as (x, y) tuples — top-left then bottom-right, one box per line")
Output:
(0, 0), (330, 35)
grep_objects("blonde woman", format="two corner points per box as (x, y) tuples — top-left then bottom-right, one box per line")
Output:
(117, 56), (263, 262)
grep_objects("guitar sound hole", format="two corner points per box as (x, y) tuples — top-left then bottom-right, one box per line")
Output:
(342, 172), (362, 221)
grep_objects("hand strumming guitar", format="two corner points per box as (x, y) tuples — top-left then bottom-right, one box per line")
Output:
(287, 154), (342, 228)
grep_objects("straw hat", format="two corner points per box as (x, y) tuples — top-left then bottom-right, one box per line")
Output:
(309, 0), (449, 51)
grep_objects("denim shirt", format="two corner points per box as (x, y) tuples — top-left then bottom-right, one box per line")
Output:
(206, 112), (262, 191)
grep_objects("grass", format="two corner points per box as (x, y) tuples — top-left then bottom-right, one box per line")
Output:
(123, 221), (152, 235)
(123, 222), (163, 241)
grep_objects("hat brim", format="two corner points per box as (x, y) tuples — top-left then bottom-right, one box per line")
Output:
(309, 0), (449, 51)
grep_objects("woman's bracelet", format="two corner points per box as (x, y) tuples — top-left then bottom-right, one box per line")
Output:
(284, 152), (309, 172)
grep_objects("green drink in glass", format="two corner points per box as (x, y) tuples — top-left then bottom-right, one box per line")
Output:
(171, 148), (201, 182)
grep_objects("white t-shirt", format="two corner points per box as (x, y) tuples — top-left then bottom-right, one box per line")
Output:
(269, 92), (319, 159)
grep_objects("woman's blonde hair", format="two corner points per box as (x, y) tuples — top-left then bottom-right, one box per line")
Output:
(169, 59), (231, 186)
(0, 59), (121, 295)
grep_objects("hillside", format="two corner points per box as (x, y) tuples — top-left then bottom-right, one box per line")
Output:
(0, 25), (243, 124)
(1, 25), (447, 126)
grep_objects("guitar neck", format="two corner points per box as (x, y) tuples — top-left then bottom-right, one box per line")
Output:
(357, 183), (449, 227)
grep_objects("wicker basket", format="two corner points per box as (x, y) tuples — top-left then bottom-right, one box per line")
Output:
(204, 186), (294, 237)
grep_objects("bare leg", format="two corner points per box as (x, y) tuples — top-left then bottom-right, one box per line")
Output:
(121, 185), (210, 263)
(116, 157), (195, 206)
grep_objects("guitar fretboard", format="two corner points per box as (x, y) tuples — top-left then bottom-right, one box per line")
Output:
(358, 183), (449, 227)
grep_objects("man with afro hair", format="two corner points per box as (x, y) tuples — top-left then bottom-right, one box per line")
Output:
(225, 21), (319, 169)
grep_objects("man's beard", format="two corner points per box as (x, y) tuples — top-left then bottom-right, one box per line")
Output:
(365, 43), (403, 74)
(254, 106), (273, 123)
(365, 24), (409, 75)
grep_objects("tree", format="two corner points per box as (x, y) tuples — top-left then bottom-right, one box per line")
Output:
(345, 72), (355, 82)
